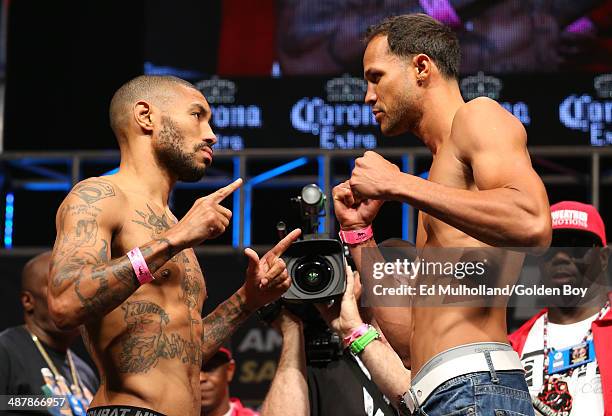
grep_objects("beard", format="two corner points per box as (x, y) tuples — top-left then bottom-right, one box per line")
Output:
(154, 115), (207, 182)
(381, 92), (422, 137)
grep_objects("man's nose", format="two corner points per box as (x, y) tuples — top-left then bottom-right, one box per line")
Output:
(364, 85), (377, 105)
(203, 124), (217, 146)
(203, 135), (217, 146)
(551, 250), (573, 264)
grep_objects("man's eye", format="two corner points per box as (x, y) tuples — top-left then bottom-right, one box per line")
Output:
(192, 112), (201, 119)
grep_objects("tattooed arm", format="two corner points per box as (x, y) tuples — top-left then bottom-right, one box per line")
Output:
(200, 229), (302, 362)
(48, 179), (179, 329)
(201, 289), (251, 362)
(49, 177), (245, 329)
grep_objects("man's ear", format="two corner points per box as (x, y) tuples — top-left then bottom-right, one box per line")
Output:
(226, 360), (236, 382)
(133, 100), (155, 133)
(412, 53), (432, 85)
(21, 291), (34, 313)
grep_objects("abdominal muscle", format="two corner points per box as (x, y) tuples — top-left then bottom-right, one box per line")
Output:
(87, 289), (203, 416)
(408, 215), (519, 375)
(410, 306), (510, 376)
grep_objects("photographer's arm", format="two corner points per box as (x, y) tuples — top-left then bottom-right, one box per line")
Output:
(317, 267), (411, 408)
(260, 311), (308, 416)
(352, 334), (412, 407)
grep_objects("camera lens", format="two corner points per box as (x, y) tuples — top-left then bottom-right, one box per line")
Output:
(294, 256), (333, 294)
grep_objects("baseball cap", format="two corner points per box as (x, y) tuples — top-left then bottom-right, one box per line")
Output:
(550, 201), (606, 246)
(201, 346), (233, 371)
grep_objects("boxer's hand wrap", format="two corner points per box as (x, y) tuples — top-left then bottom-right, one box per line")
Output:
(127, 247), (155, 285)
(339, 225), (373, 245)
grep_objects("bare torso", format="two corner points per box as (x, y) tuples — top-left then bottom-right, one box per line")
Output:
(84, 177), (206, 416)
(385, 107), (526, 375)
(410, 154), (515, 374)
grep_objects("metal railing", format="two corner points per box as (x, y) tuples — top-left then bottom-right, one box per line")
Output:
(1, 146), (611, 254)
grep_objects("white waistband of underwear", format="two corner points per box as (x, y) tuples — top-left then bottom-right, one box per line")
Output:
(403, 344), (523, 413)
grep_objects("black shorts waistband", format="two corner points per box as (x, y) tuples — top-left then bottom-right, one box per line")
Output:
(87, 405), (167, 416)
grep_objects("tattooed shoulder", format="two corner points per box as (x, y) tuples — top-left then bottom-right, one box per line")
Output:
(70, 178), (117, 205)
(60, 177), (126, 234)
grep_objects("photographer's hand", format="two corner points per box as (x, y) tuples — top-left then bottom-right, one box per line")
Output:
(315, 264), (364, 339)
(271, 308), (304, 340)
(317, 266), (411, 409)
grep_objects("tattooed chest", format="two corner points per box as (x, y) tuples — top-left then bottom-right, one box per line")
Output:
(127, 204), (206, 310)
(132, 204), (173, 236)
(156, 251), (206, 312)
(121, 205), (206, 373)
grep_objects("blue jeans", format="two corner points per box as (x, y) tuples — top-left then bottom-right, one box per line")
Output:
(417, 370), (535, 416)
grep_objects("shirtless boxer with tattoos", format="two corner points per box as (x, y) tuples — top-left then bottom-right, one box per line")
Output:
(48, 75), (300, 416)
(330, 14), (552, 415)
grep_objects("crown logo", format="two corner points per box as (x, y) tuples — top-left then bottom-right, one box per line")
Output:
(594, 74), (612, 99)
(194, 76), (236, 104)
(460, 71), (503, 100)
(326, 74), (367, 102)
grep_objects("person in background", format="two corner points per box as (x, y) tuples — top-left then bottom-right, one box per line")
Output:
(509, 201), (612, 416)
(0, 251), (99, 415)
(200, 346), (260, 416)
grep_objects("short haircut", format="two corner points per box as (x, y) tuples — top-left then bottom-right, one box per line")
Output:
(21, 251), (52, 292)
(365, 13), (460, 80)
(109, 75), (198, 137)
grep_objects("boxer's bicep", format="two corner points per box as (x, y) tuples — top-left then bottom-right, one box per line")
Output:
(468, 122), (548, 221)
(455, 101), (551, 246)
(50, 179), (120, 296)
(472, 141), (533, 192)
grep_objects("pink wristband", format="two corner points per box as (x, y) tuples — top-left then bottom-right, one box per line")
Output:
(343, 323), (369, 348)
(127, 247), (155, 285)
(339, 225), (373, 245)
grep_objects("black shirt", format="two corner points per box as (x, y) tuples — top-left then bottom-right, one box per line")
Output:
(0, 326), (99, 415)
(307, 353), (398, 416)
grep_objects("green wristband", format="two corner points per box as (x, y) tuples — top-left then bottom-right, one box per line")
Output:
(349, 327), (380, 355)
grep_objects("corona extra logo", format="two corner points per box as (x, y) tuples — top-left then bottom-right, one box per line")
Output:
(326, 74), (367, 102)
(559, 94), (612, 145)
(194, 76), (236, 104)
(594, 74), (612, 99)
(460, 71), (502, 100)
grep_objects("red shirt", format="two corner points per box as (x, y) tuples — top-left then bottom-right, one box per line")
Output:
(229, 398), (259, 416)
(508, 292), (612, 416)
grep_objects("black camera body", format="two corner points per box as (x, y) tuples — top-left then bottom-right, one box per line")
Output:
(281, 238), (346, 303)
(257, 184), (347, 363)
